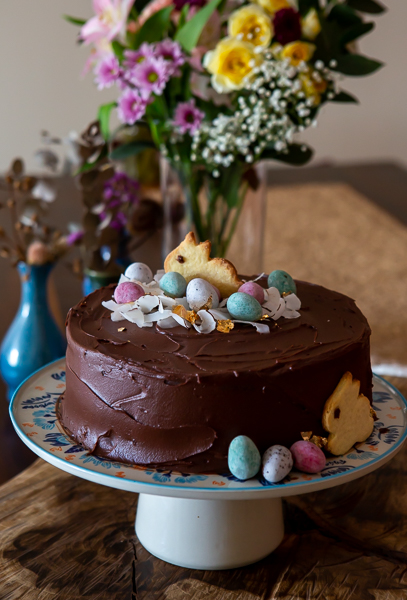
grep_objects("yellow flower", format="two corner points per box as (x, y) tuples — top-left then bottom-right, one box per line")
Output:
(300, 69), (327, 105)
(301, 8), (321, 41)
(251, 0), (290, 16)
(203, 37), (262, 93)
(228, 5), (273, 49)
(280, 41), (315, 65)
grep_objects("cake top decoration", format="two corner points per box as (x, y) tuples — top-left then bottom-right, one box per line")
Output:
(164, 232), (243, 298)
(101, 232), (301, 334)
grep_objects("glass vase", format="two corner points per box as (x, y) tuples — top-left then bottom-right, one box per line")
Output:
(161, 159), (266, 274)
(0, 262), (66, 401)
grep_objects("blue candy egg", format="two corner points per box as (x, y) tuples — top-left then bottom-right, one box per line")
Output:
(227, 292), (262, 322)
(267, 270), (296, 295)
(228, 435), (261, 480)
(159, 272), (187, 298)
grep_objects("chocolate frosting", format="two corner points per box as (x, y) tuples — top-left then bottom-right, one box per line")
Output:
(60, 279), (372, 473)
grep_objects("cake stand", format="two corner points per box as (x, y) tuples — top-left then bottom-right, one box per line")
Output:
(10, 358), (407, 570)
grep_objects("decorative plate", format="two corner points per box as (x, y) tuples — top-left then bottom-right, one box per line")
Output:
(10, 358), (407, 500)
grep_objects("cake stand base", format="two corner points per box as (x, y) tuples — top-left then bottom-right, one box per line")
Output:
(135, 493), (284, 570)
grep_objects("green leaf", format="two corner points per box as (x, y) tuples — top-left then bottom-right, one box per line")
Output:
(330, 90), (359, 103)
(340, 21), (374, 45)
(176, 4), (190, 32)
(334, 54), (383, 75)
(112, 41), (126, 62)
(175, 0), (223, 52)
(110, 140), (156, 161)
(329, 4), (362, 25)
(98, 102), (117, 141)
(63, 15), (86, 26)
(262, 144), (314, 166)
(76, 146), (108, 175)
(346, 0), (386, 14)
(135, 6), (173, 46)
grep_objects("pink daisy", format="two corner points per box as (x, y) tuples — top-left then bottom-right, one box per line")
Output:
(117, 88), (149, 124)
(155, 39), (185, 76)
(123, 43), (155, 68)
(173, 99), (205, 135)
(130, 56), (169, 95)
(94, 54), (122, 89)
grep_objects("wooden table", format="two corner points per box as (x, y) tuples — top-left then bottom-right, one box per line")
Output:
(1, 162), (407, 598)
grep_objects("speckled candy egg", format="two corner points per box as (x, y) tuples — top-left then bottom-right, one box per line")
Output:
(238, 281), (265, 305)
(228, 435), (261, 481)
(267, 270), (296, 295)
(227, 292), (262, 322)
(186, 278), (220, 311)
(262, 445), (293, 483)
(124, 262), (153, 284)
(159, 271), (187, 298)
(114, 281), (145, 304)
(290, 440), (326, 474)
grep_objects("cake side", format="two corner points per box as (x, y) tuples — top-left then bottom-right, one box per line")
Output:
(60, 280), (372, 473)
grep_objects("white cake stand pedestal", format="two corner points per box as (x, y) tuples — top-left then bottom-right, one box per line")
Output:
(10, 359), (407, 570)
(136, 495), (284, 570)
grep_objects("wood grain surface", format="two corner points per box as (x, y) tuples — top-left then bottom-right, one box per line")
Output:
(1, 377), (406, 599)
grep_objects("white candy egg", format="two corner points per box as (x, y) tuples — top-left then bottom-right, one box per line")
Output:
(186, 278), (220, 311)
(125, 262), (153, 284)
(262, 445), (293, 483)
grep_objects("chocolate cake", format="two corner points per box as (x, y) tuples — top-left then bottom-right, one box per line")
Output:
(60, 277), (372, 473)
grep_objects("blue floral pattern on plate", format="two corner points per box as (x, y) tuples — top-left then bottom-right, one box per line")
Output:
(9, 358), (407, 493)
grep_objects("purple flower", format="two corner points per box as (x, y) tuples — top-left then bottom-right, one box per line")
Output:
(173, 0), (206, 10)
(66, 231), (84, 246)
(155, 39), (185, 76)
(100, 210), (128, 230)
(103, 172), (139, 205)
(130, 56), (169, 95)
(117, 88), (149, 124)
(173, 99), (205, 135)
(273, 8), (302, 46)
(94, 54), (122, 90)
(123, 43), (155, 68)
(98, 173), (140, 231)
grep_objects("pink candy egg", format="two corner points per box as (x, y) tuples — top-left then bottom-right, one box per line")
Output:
(290, 440), (326, 474)
(114, 282), (144, 304)
(238, 281), (265, 305)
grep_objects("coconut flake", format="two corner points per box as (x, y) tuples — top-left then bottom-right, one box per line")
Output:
(209, 308), (232, 320)
(157, 316), (180, 329)
(144, 310), (172, 322)
(171, 313), (191, 328)
(272, 298), (286, 320)
(123, 308), (145, 326)
(233, 320), (270, 333)
(137, 295), (160, 313)
(193, 310), (216, 333)
(285, 293), (301, 311)
(283, 309), (301, 319)
(154, 269), (165, 283)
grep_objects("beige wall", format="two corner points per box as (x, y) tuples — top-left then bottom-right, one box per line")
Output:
(1, 0), (406, 172)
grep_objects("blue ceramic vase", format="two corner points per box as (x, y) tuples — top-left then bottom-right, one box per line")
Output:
(0, 262), (66, 400)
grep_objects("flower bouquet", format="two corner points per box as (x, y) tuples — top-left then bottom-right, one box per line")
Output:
(67, 0), (384, 257)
